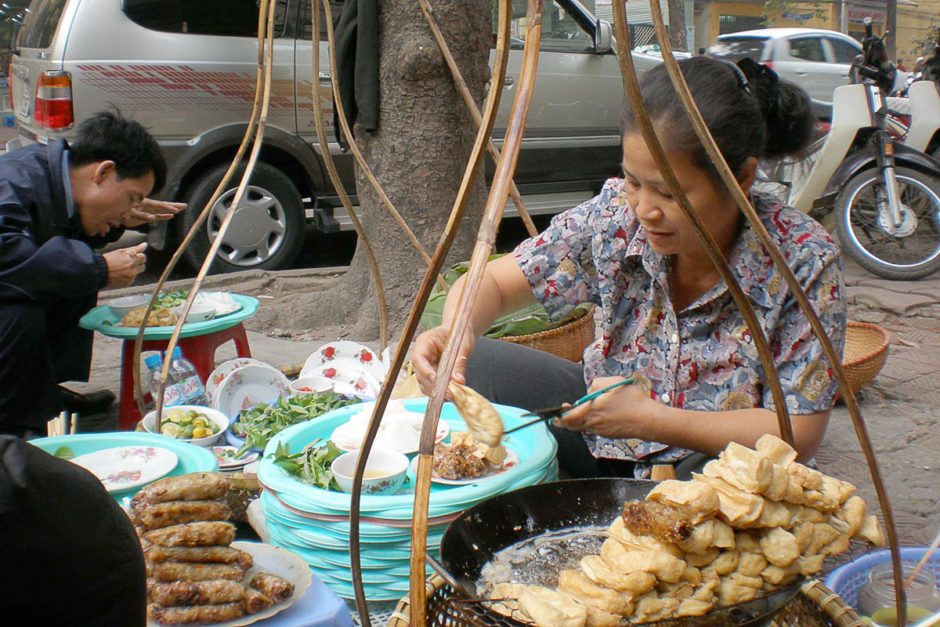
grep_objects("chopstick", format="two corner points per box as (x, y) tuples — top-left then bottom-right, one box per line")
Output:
(905, 527), (940, 589)
(506, 378), (635, 436)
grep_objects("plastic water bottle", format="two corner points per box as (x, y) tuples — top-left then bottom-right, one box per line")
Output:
(145, 353), (183, 407)
(168, 347), (210, 406)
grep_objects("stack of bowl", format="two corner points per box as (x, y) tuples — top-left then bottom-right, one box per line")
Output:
(257, 398), (558, 600)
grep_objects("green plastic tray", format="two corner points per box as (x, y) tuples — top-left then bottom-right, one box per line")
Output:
(30, 432), (218, 501)
(79, 293), (258, 339)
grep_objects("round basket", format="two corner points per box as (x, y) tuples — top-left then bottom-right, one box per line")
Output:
(842, 321), (890, 395)
(499, 306), (595, 363)
(825, 547), (940, 611)
(387, 576), (863, 627)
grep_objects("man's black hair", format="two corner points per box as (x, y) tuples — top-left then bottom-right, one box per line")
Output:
(69, 110), (166, 193)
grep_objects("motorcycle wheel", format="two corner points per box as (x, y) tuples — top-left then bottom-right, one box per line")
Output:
(835, 165), (940, 280)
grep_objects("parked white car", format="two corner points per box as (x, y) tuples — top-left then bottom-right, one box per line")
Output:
(708, 28), (862, 103)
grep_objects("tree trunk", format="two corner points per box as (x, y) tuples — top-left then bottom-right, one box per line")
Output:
(668, 0), (687, 52)
(330, 1), (491, 340)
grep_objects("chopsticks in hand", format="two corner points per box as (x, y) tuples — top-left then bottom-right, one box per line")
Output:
(504, 378), (635, 437)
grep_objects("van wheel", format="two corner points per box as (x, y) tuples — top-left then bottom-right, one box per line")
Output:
(179, 162), (305, 272)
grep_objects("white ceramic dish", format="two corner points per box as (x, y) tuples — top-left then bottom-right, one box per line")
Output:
(107, 294), (149, 318)
(428, 448), (519, 485)
(301, 341), (386, 383)
(145, 541), (312, 627)
(213, 364), (290, 419)
(301, 363), (381, 399)
(72, 445), (178, 493)
(211, 445), (260, 470)
(200, 291), (242, 316)
(330, 412), (449, 455)
(142, 405), (230, 447)
(172, 301), (216, 323)
(206, 358), (266, 406)
(331, 447), (409, 494)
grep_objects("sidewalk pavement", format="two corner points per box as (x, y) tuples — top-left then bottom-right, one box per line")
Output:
(75, 259), (940, 546)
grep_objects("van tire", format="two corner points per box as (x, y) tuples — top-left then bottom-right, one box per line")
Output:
(179, 162), (305, 272)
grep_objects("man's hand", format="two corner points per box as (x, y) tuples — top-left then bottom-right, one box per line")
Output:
(104, 242), (148, 288)
(121, 199), (185, 228)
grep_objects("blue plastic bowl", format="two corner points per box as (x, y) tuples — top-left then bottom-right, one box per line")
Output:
(825, 547), (940, 609)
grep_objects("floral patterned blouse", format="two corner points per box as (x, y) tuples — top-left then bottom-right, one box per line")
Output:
(513, 178), (846, 476)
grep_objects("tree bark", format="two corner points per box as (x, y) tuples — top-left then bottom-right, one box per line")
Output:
(329, 1), (491, 340)
(667, 0), (687, 52)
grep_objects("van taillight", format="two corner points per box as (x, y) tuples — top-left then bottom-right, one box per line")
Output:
(34, 70), (74, 130)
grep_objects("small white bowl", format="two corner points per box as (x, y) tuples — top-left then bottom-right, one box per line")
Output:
(289, 376), (335, 396)
(142, 405), (229, 447)
(107, 294), (149, 317)
(330, 447), (409, 495)
(172, 302), (216, 323)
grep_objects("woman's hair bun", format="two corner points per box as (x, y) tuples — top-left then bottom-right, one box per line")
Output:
(737, 57), (814, 159)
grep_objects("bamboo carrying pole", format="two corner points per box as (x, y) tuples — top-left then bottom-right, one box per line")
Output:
(408, 1), (543, 623)
(131, 0), (275, 417)
(331, 0), (515, 620)
(310, 6), (389, 352)
(639, 1), (907, 622)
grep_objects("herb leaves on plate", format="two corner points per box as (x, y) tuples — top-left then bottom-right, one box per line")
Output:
(272, 439), (344, 490)
(155, 289), (189, 309)
(232, 392), (357, 455)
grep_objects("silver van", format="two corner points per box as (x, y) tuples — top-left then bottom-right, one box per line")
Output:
(8, 0), (658, 271)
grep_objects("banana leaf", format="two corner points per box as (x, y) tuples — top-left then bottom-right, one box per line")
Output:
(420, 257), (593, 338)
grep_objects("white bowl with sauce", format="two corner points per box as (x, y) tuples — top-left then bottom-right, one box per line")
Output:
(330, 447), (408, 495)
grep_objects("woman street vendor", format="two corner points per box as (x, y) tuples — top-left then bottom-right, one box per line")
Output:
(413, 57), (846, 480)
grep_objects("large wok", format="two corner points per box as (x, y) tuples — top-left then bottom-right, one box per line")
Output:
(438, 478), (802, 626)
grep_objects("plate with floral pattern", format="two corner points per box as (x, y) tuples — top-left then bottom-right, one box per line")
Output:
(212, 364), (291, 419)
(72, 446), (178, 493)
(206, 357), (267, 406)
(301, 341), (386, 383)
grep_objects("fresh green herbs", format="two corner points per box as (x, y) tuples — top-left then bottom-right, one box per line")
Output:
(155, 289), (189, 309)
(272, 439), (344, 490)
(232, 392), (357, 455)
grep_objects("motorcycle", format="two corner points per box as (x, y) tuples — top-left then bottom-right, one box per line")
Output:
(768, 18), (940, 280)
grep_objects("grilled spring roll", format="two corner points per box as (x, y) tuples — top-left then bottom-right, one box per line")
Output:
(146, 545), (252, 569)
(250, 572), (294, 601)
(144, 522), (236, 548)
(149, 580), (246, 606)
(152, 562), (245, 583)
(134, 472), (229, 506)
(243, 587), (275, 614)
(135, 500), (230, 530)
(147, 602), (245, 624)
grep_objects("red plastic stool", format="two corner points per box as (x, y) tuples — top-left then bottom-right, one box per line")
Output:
(118, 323), (251, 430)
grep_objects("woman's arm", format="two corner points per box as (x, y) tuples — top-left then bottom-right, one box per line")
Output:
(412, 255), (533, 392)
(557, 376), (829, 461)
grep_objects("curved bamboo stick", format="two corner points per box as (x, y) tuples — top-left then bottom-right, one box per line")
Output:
(320, 1), (442, 288)
(311, 5), (389, 351)
(152, 0), (278, 417)
(409, 1), (543, 623)
(131, 0), (271, 417)
(608, 3), (793, 443)
(417, 0), (538, 237)
(644, 0), (906, 619)
(336, 0), (514, 621)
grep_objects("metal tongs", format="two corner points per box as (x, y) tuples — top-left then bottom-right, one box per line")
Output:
(503, 378), (634, 437)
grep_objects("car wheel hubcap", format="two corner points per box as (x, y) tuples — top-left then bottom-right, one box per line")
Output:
(207, 185), (287, 266)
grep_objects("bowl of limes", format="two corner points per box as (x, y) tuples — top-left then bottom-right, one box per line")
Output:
(142, 405), (229, 447)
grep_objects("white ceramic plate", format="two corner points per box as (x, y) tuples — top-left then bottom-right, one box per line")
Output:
(201, 291), (242, 316)
(331, 419), (450, 455)
(301, 341), (386, 382)
(302, 363), (381, 399)
(72, 446), (178, 493)
(213, 364), (290, 419)
(211, 445), (260, 470)
(145, 541), (312, 627)
(206, 358), (267, 406)
(429, 448), (519, 485)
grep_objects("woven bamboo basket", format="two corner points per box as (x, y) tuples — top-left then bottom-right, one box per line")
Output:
(842, 321), (891, 395)
(500, 306), (596, 363)
(386, 576), (863, 626)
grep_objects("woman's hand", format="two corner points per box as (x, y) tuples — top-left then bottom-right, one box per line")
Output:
(412, 326), (475, 396)
(553, 376), (658, 439)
